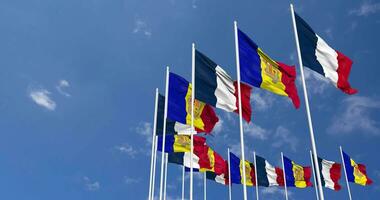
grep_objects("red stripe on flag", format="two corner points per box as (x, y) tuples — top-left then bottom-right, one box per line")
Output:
(336, 51), (358, 95)
(330, 163), (342, 190)
(233, 81), (252, 122)
(275, 167), (285, 186)
(303, 166), (313, 187)
(358, 164), (373, 185)
(277, 62), (301, 109)
(198, 104), (219, 133)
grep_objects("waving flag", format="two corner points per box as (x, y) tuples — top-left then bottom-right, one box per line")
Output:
(317, 157), (342, 190)
(198, 147), (227, 175)
(283, 155), (312, 188)
(157, 135), (206, 153)
(229, 152), (255, 186)
(168, 152), (201, 169)
(168, 72), (219, 133)
(238, 29), (300, 108)
(294, 13), (357, 95)
(255, 155), (284, 187)
(195, 50), (252, 122)
(206, 171), (229, 186)
(342, 151), (372, 186)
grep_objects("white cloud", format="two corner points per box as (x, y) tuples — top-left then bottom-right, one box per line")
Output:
(328, 96), (380, 135)
(29, 88), (56, 111)
(261, 187), (293, 198)
(324, 28), (333, 39)
(244, 123), (269, 140)
(115, 143), (138, 158)
(349, 1), (380, 16)
(133, 19), (152, 37)
(56, 79), (71, 97)
(251, 91), (275, 111)
(83, 176), (100, 191)
(136, 122), (153, 143)
(272, 126), (298, 152)
(124, 177), (141, 184)
(300, 67), (330, 95)
(192, 0), (197, 8)
(213, 119), (223, 135)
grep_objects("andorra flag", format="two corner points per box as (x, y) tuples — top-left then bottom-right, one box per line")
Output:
(168, 72), (219, 133)
(294, 13), (357, 95)
(342, 151), (372, 186)
(229, 152), (256, 186)
(238, 29), (300, 108)
(157, 135), (206, 153)
(255, 155), (284, 187)
(195, 49), (252, 122)
(283, 155), (312, 188)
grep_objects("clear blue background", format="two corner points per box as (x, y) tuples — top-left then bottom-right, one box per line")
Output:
(0, 0), (379, 199)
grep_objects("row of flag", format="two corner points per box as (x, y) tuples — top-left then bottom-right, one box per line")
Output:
(157, 134), (372, 190)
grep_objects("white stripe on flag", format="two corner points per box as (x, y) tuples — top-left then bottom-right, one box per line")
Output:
(215, 66), (237, 112)
(265, 160), (279, 186)
(175, 122), (195, 135)
(315, 34), (339, 86)
(184, 152), (200, 169)
(321, 159), (336, 190)
(214, 174), (226, 185)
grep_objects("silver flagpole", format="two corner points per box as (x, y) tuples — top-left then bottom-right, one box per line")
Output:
(149, 89), (159, 200)
(340, 146), (353, 200)
(281, 152), (288, 200)
(204, 172), (207, 200)
(228, 148), (232, 200)
(163, 153), (168, 200)
(253, 152), (259, 200)
(190, 43), (195, 200)
(233, 20), (248, 200)
(289, 4), (325, 200)
(310, 150), (320, 200)
(182, 165), (185, 200)
(159, 67), (170, 200)
(152, 135), (158, 200)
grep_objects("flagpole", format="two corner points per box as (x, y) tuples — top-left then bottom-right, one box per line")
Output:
(233, 20), (248, 200)
(281, 152), (288, 200)
(290, 4), (325, 200)
(182, 165), (185, 200)
(190, 42), (196, 200)
(253, 151), (259, 200)
(228, 148), (232, 200)
(152, 135), (158, 200)
(163, 153), (168, 200)
(340, 146), (353, 200)
(159, 67), (170, 200)
(204, 172), (207, 200)
(310, 150), (320, 200)
(149, 89), (159, 200)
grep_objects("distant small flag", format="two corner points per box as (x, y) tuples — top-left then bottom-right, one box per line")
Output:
(168, 72), (219, 133)
(195, 50), (252, 122)
(238, 29), (300, 108)
(157, 135), (206, 153)
(283, 155), (312, 188)
(342, 151), (373, 186)
(229, 152), (255, 186)
(168, 152), (201, 169)
(317, 157), (342, 190)
(255, 155), (284, 187)
(206, 171), (229, 186)
(294, 13), (357, 94)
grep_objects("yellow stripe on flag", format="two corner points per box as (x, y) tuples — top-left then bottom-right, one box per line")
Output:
(173, 135), (191, 152)
(184, 84), (206, 130)
(350, 159), (368, 186)
(292, 161), (308, 188)
(240, 160), (253, 186)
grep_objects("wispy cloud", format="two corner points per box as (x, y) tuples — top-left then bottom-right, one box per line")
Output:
(244, 123), (269, 140)
(56, 79), (71, 97)
(261, 187), (293, 198)
(192, 0), (198, 9)
(114, 143), (138, 158)
(328, 96), (380, 135)
(349, 1), (380, 16)
(133, 19), (152, 38)
(300, 67), (330, 95)
(324, 28), (333, 39)
(124, 176), (141, 184)
(251, 91), (276, 111)
(136, 122), (153, 143)
(272, 126), (298, 152)
(83, 176), (100, 191)
(29, 88), (56, 111)
(213, 119), (224, 135)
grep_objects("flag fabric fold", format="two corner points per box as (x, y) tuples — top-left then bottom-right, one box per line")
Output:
(317, 157), (342, 190)
(157, 135), (206, 153)
(294, 12), (357, 95)
(238, 29), (300, 108)
(342, 151), (372, 186)
(255, 155), (284, 187)
(195, 50), (252, 122)
(283, 155), (312, 188)
(229, 152), (255, 186)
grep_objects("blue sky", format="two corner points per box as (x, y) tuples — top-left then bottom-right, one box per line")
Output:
(0, 0), (379, 199)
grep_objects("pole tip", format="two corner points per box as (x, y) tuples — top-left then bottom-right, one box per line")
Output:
(155, 88), (158, 92)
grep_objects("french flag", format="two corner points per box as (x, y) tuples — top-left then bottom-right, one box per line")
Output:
(317, 157), (342, 191)
(295, 13), (357, 95)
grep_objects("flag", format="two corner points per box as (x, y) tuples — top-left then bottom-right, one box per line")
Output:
(317, 157), (342, 190)
(238, 29), (300, 108)
(283, 155), (312, 188)
(255, 155), (284, 187)
(157, 135), (206, 153)
(168, 72), (219, 133)
(294, 13), (357, 95)
(229, 152), (255, 186)
(342, 151), (373, 186)
(168, 152), (201, 169)
(195, 50), (252, 122)
(206, 171), (229, 185)
(198, 147), (227, 175)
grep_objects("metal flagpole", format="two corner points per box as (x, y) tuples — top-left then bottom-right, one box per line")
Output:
(152, 135), (158, 200)
(290, 4), (325, 200)
(281, 152), (288, 200)
(204, 172), (207, 200)
(253, 152), (259, 200)
(163, 153), (168, 200)
(233, 20), (248, 200)
(310, 150), (320, 200)
(228, 148), (232, 200)
(340, 146), (353, 200)
(149, 89), (159, 200)
(182, 165), (185, 200)
(190, 43), (196, 200)
(159, 67), (170, 200)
